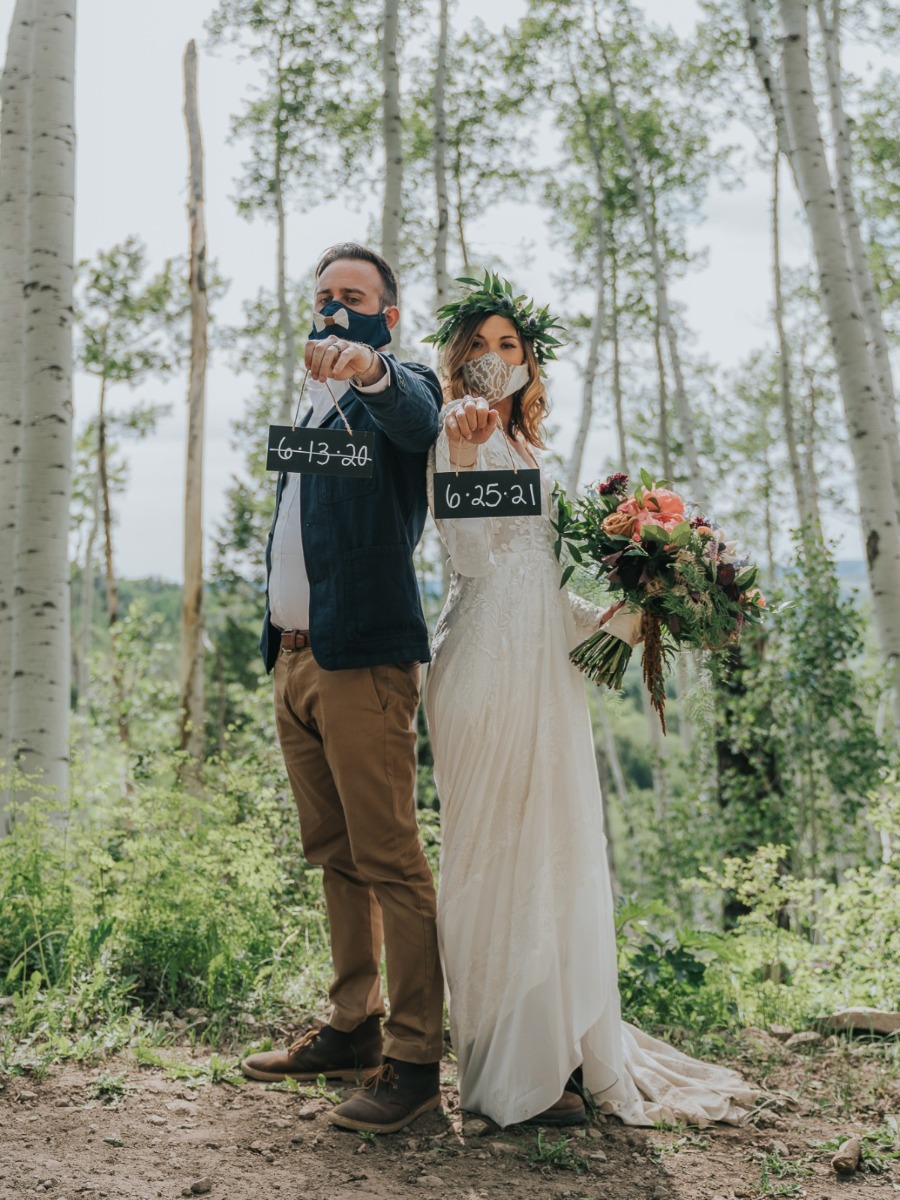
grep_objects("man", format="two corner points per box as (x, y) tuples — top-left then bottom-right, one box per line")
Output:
(241, 243), (444, 1135)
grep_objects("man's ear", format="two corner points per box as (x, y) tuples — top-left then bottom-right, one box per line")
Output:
(384, 305), (401, 330)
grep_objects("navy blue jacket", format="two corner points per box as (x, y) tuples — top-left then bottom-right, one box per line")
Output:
(260, 354), (441, 673)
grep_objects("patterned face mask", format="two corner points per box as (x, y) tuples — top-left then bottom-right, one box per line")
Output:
(461, 352), (531, 403)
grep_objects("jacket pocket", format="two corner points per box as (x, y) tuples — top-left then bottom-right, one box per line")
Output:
(344, 545), (424, 641)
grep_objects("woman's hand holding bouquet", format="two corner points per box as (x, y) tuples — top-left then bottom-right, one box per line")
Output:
(553, 470), (767, 732)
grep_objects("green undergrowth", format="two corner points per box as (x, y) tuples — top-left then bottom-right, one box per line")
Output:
(1, 747), (898, 1081)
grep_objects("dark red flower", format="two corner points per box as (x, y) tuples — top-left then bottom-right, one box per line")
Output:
(598, 472), (629, 496)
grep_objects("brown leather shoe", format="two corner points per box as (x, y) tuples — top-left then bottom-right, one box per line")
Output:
(240, 1015), (383, 1083)
(519, 1090), (586, 1127)
(328, 1058), (441, 1134)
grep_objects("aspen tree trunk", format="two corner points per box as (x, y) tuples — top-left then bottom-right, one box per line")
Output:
(653, 284), (693, 750)
(97, 375), (129, 746)
(610, 256), (627, 474)
(454, 171), (470, 274)
(597, 698), (642, 887)
(75, 469), (100, 717)
(9, 0), (76, 805)
(179, 39), (208, 767)
(275, 169), (293, 424)
(380, 0), (402, 281)
(778, 0), (900, 732)
(611, 253), (672, 801)
(433, 0), (452, 600)
(97, 377), (118, 626)
(433, 0), (451, 309)
(743, 0), (798, 182)
(814, 0), (900, 508)
(566, 209), (605, 495)
(653, 305), (674, 483)
(593, 16), (710, 512)
(566, 78), (607, 495)
(595, 738), (620, 898)
(0, 0), (34, 808)
(772, 149), (820, 539)
(799, 352), (824, 531)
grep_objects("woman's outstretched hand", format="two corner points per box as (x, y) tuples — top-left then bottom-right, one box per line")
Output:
(445, 395), (502, 446)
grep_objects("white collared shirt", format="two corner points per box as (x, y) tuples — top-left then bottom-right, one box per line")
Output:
(268, 364), (389, 632)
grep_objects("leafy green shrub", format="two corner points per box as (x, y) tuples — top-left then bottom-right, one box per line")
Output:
(0, 777), (75, 987)
(615, 898), (739, 1034)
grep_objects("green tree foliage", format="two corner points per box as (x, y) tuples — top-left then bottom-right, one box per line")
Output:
(709, 535), (886, 878)
(206, 0), (380, 216)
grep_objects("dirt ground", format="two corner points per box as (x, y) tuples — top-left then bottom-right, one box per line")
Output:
(1, 1031), (898, 1200)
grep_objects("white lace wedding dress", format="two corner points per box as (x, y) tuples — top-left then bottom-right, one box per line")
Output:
(424, 425), (756, 1128)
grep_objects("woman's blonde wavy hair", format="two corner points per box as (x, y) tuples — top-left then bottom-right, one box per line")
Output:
(440, 312), (548, 448)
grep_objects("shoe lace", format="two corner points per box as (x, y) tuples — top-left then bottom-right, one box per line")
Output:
(362, 1063), (397, 1095)
(288, 1027), (321, 1056)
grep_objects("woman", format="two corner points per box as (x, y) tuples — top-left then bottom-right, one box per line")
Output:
(424, 276), (756, 1129)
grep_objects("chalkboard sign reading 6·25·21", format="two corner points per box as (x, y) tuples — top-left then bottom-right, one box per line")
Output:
(433, 469), (542, 519)
(266, 425), (374, 477)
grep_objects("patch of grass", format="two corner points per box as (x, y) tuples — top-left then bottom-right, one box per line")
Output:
(527, 1130), (584, 1174)
(133, 1046), (244, 1086)
(754, 1149), (814, 1198)
(649, 1131), (709, 1162)
(812, 1123), (900, 1175)
(86, 1071), (132, 1105)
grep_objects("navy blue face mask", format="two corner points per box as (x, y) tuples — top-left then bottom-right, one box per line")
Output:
(309, 300), (393, 349)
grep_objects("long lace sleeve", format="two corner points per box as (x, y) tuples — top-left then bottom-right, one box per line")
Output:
(568, 592), (603, 642)
(427, 425), (495, 578)
(567, 595), (645, 647)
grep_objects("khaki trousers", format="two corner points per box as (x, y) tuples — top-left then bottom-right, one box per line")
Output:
(273, 647), (444, 1064)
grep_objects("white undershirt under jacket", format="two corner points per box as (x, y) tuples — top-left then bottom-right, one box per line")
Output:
(268, 366), (389, 632)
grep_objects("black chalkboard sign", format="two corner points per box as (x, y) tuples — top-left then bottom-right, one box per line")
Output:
(433, 469), (542, 519)
(266, 425), (375, 477)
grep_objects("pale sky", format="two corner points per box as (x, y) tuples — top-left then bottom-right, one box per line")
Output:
(1, 0), (889, 578)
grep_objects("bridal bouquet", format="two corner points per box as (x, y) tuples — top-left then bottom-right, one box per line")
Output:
(553, 470), (767, 732)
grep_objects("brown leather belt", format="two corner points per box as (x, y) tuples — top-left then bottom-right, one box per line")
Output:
(280, 629), (310, 651)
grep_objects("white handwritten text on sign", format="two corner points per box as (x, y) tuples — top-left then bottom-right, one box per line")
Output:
(266, 425), (375, 477)
(432, 469), (542, 519)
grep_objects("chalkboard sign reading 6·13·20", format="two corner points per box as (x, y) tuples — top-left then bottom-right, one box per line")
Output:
(266, 425), (374, 477)
(433, 468), (542, 519)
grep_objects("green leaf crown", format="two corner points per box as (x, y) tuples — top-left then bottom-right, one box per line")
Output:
(423, 271), (566, 365)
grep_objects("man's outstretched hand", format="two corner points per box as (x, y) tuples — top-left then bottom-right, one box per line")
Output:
(304, 335), (386, 387)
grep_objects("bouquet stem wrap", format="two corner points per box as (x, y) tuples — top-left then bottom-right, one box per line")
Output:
(569, 629), (633, 691)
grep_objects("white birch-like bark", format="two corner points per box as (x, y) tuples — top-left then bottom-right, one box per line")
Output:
(743, 0), (797, 180)
(380, 0), (402, 281)
(96, 377), (118, 626)
(772, 149), (820, 538)
(593, 15), (710, 513)
(814, 0), (900, 509)
(454, 170), (470, 274)
(566, 208), (605, 495)
(274, 48), (294, 427)
(597, 699), (642, 887)
(0, 0), (35, 801)
(433, 0), (451, 309)
(9, 0), (76, 804)
(566, 76), (607, 495)
(653, 302), (674, 483)
(778, 0), (900, 731)
(179, 39), (208, 766)
(75, 469), (99, 719)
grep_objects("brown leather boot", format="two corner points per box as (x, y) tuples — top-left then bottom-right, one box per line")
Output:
(520, 1090), (586, 1127)
(240, 1015), (383, 1082)
(327, 1058), (441, 1134)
